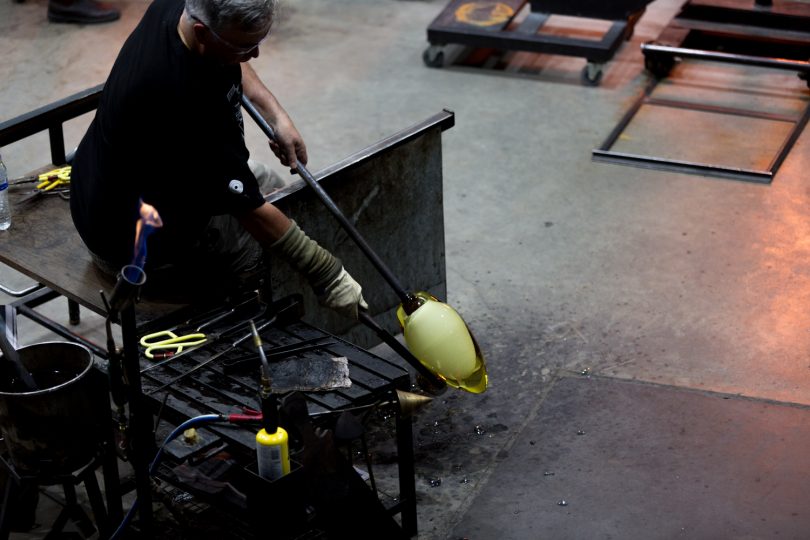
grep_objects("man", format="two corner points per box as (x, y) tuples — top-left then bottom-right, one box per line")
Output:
(70, 0), (367, 319)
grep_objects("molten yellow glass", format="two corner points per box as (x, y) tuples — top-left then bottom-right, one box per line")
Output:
(397, 292), (488, 394)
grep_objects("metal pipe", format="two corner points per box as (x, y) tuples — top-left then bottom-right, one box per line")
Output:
(0, 282), (42, 297)
(120, 304), (154, 533)
(15, 303), (108, 358)
(241, 95), (417, 309)
(642, 43), (810, 74)
(358, 311), (446, 394)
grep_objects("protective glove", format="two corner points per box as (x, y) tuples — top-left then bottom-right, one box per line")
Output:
(271, 220), (368, 319)
(318, 267), (369, 320)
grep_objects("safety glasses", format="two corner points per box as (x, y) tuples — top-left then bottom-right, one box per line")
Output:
(190, 14), (269, 56)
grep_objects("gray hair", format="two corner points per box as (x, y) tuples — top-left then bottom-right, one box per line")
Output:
(185, 0), (278, 32)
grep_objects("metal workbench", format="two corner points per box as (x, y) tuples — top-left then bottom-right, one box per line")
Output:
(0, 86), (456, 538)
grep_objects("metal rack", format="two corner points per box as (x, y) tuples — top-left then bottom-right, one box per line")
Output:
(593, 0), (810, 182)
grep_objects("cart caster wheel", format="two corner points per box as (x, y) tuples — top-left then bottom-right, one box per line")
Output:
(644, 55), (675, 79)
(423, 45), (445, 68)
(582, 63), (604, 86)
(800, 71), (809, 89)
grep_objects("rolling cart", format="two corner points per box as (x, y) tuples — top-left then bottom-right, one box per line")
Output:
(423, 0), (653, 85)
(641, 0), (810, 85)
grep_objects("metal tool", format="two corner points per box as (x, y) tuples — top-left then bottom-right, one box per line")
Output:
(241, 96), (419, 311)
(16, 166), (72, 203)
(221, 336), (337, 374)
(147, 295), (304, 394)
(242, 97), (461, 392)
(35, 166), (71, 191)
(139, 330), (207, 359)
(140, 297), (268, 370)
(358, 311), (448, 395)
(140, 317), (252, 369)
(0, 326), (38, 391)
(10, 166), (71, 187)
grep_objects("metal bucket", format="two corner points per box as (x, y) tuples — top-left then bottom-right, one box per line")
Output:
(0, 342), (101, 476)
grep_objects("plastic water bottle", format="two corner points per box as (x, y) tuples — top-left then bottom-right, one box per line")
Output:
(0, 153), (10, 231)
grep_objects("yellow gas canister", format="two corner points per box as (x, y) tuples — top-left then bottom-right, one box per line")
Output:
(256, 427), (290, 481)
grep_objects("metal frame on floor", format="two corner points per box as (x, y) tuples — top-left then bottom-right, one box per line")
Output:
(592, 78), (810, 183)
(592, 0), (810, 183)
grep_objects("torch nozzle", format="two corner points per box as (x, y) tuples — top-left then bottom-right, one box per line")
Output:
(249, 320), (271, 381)
(107, 264), (147, 319)
(248, 320), (279, 433)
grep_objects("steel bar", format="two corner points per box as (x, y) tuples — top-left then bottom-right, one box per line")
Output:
(16, 302), (108, 358)
(221, 339), (337, 374)
(645, 97), (800, 123)
(121, 305), (154, 532)
(0, 84), (103, 149)
(0, 282), (42, 297)
(595, 79), (657, 152)
(395, 403), (417, 536)
(767, 103), (810, 173)
(591, 149), (773, 183)
(241, 95), (414, 306)
(672, 18), (810, 43)
(642, 43), (810, 74)
(147, 318), (272, 394)
(358, 311), (446, 392)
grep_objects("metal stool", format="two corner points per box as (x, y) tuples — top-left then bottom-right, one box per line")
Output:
(0, 452), (110, 539)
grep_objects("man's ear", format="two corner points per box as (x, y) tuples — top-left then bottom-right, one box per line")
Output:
(191, 22), (207, 44)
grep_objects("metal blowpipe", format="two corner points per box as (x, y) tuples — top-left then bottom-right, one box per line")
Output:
(240, 95), (422, 315)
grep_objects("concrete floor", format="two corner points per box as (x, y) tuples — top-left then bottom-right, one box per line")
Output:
(3, 0), (810, 538)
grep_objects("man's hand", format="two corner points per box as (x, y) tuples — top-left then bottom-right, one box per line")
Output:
(269, 220), (368, 319)
(318, 268), (369, 320)
(268, 114), (308, 173)
(240, 63), (308, 172)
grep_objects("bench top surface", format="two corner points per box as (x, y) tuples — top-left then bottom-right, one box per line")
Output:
(0, 165), (185, 326)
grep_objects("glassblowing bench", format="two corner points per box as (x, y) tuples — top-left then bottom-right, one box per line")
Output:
(0, 86), (455, 538)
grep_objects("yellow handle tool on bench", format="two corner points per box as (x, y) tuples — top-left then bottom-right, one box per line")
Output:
(36, 166), (71, 191)
(139, 330), (207, 359)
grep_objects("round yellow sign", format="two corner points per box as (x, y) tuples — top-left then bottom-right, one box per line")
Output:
(455, 2), (515, 27)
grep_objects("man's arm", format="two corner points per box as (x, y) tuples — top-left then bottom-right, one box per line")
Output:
(237, 200), (291, 245)
(241, 63), (308, 171)
(238, 203), (368, 319)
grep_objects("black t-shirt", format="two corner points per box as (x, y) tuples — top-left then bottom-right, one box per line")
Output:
(70, 0), (265, 269)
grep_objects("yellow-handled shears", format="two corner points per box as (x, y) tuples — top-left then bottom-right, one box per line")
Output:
(139, 330), (207, 359)
(35, 166), (71, 191)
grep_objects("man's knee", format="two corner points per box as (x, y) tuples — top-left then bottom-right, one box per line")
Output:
(248, 159), (290, 194)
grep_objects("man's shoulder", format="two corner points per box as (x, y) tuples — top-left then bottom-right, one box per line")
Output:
(143, 0), (184, 20)
(111, 0), (187, 95)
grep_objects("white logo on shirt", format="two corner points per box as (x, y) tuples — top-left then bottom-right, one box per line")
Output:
(228, 179), (244, 194)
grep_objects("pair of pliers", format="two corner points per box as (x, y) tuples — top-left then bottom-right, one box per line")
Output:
(140, 330), (207, 359)
(14, 166), (73, 204)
